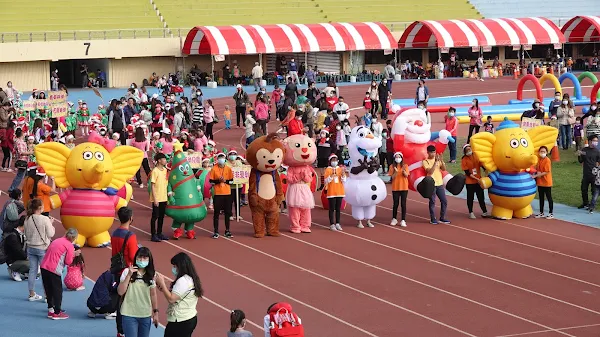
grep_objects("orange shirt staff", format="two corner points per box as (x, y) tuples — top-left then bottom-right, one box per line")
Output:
(388, 152), (409, 227)
(461, 144), (489, 219)
(209, 153), (234, 238)
(531, 146), (553, 219)
(324, 154), (346, 231)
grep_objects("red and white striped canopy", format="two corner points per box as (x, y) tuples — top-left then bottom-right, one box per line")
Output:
(182, 22), (397, 55)
(561, 16), (600, 43)
(398, 17), (565, 49)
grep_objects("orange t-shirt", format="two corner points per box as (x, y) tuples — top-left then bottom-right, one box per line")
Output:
(23, 178), (52, 212)
(324, 166), (345, 198)
(209, 165), (234, 195)
(223, 109), (232, 120)
(388, 164), (409, 191)
(461, 155), (482, 185)
(536, 156), (552, 187)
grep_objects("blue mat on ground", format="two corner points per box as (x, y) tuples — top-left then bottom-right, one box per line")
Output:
(0, 264), (164, 337)
(508, 98), (590, 106)
(393, 96), (490, 107)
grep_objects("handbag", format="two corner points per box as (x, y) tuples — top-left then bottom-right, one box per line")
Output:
(31, 217), (48, 246)
(15, 160), (27, 170)
(110, 232), (132, 274)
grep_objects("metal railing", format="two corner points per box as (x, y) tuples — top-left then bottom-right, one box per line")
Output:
(0, 28), (187, 43)
(382, 17), (576, 32)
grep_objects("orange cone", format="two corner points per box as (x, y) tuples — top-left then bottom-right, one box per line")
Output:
(551, 145), (560, 162)
(513, 68), (519, 80)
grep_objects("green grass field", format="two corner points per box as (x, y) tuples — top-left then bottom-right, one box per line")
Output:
(443, 137), (584, 208)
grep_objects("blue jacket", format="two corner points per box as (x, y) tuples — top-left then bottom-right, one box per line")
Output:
(87, 270), (118, 308)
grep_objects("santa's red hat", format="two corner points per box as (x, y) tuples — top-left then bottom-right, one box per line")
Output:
(36, 167), (46, 176)
(328, 154), (338, 161)
(27, 162), (37, 171)
(228, 148), (238, 155)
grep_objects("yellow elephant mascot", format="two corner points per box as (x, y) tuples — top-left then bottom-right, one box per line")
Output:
(34, 131), (144, 247)
(470, 118), (558, 220)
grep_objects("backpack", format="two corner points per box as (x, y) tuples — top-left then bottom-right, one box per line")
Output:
(0, 232), (15, 265)
(5, 200), (19, 222)
(268, 302), (304, 337)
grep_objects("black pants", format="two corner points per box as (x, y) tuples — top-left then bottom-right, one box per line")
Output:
(150, 201), (167, 236)
(370, 100), (379, 117)
(257, 119), (267, 135)
(236, 106), (246, 127)
(164, 316), (198, 337)
(581, 175), (596, 205)
(466, 183), (487, 213)
(230, 187), (243, 217)
(328, 197), (343, 225)
(205, 122), (214, 140)
(379, 152), (388, 172)
(41, 268), (63, 313)
(392, 190), (408, 220)
(87, 299), (118, 315)
(213, 195), (232, 233)
(135, 158), (151, 185)
(467, 125), (480, 143)
(2, 146), (11, 168)
(538, 186), (553, 214)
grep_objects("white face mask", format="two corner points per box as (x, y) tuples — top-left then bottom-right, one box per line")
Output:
(540, 153), (547, 158)
(336, 126), (341, 130)
(555, 96), (561, 100)
(534, 103), (540, 108)
(372, 119), (377, 124)
(382, 133), (387, 138)
(331, 161), (338, 167)
(562, 100), (568, 105)
(449, 113), (455, 117)
(466, 151), (473, 156)
(418, 106), (425, 110)
(395, 157), (402, 163)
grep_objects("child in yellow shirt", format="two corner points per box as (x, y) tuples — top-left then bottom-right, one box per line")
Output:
(224, 105), (232, 129)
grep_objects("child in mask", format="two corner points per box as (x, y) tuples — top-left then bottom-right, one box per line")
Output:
(531, 146), (554, 219)
(389, 152), (409, 227)
(245, 112), (256, 147)
(444, 107), (458, 163)
(379, 130), (388, 173)
(483, 116), (494, 133)
(574, 117), (583, 150)
(324, 154), (346, 231)
(224, 105), (232, 130)
(588, 163), (600, 214)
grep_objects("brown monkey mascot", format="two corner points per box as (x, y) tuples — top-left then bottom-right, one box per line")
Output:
(246, 133), (285, 238)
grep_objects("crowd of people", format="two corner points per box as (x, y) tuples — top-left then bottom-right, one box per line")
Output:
(2, 67), (600, 336)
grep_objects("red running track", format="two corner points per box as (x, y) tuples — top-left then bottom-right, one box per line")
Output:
(5, 77), (600, 337)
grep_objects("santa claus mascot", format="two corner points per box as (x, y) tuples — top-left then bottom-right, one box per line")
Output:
(390, 107), (465, 198)
(343, 126), (387, 228)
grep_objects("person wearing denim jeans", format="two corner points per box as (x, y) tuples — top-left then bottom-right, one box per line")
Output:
(8, 167), (25, 193)
(422, 145), (450, 224)
(23, 198), (55, 301)
(122, 316), (152, 337)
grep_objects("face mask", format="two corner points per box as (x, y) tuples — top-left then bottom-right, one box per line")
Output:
(382, 133), (387, 137)
(136, 260), (149, 269)
(395, 158), (402, 163)
(296, 116), (302, 120)
(171, 266), (178, 277)
(131, 85), (135, 89)
(472, 102), (476, 106)
(449, 113), (455, 117)
(418, 106), (425, 110)
(555, 96), (560, 100)
(218, 158), (226, 165)
(246, 114), (251, 119)
(196, 91), (201, 96)
(336, 126), (341, 130)
(562, 100), (568, 105)
(534, 103), (540, 108)
(592, 105), (597, 111)
(540, 153), (547, 158)
(593, 141), (599, 147)
(229, 155), (236, 161)
(466, 151), (473, 156)
(372, 119), (377, 123)
(331, 161), (338, 167)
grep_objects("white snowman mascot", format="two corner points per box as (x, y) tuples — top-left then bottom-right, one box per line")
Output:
(343, 126), (387, 228)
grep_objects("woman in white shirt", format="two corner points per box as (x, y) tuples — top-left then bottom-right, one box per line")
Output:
(156, 252), (203, 337)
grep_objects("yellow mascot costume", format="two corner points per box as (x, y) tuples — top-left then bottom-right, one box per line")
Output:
(470, 118), (558, 219)
(34, 131), (144, 247)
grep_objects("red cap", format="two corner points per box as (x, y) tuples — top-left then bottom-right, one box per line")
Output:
(27, 162), (37, 171)
(36, 167), (46, 176)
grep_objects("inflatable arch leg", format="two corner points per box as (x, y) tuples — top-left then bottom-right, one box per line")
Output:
(578, 71), (600, 99)
(538, 73), (562, 97)
(592, 82), (600, 104)
(517, 74), (544, 101)
(558, 72), (583, 99)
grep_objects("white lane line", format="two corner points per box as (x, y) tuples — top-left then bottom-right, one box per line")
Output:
(493, 322), (600, 337)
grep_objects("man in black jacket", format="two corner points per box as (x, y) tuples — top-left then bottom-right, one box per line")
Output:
(578, 135), (600, 209)
(5, 216), (28, 282)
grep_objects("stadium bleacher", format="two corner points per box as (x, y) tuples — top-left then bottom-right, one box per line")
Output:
(468, 0), (594, 23)
(0, 0), (165, 42)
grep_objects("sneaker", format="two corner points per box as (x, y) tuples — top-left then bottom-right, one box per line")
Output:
(534, 213), (545, 218)
(578, 204), (588, 209)
(335, 223), (343, 231)
(366, 220), (374, 228)
(139, 184), (144, 189)
(118, 333), (125, 337)
(186, 230), (196, 240)
(207, 204), (214, 210)
(469, 212), (476, 219)
(357, 222), (364, 229)
(439, 219), (451, 224)
(51, 311), (69, 320)
(481, 212), (490, 218)
(400, 220), (407, 227)
(87, 311), (96, 318)
(150, 235), (161, 242)
(589, 209), (594, 214)
(390, 218), (398, 226)
(546, 213), (554, 219)
(281, 208), (288, 214)
(11, 271), (23, 282)
(158, 234), (170, 241)
(212, 233), (219, 239)
(229, 216), (235, 220)
(430, 219), (439, 225)
(105, 312), (117, 320)
(330, 224), (337, 231)
(172, 228), (184, 240)
(48, 309), (55, 318)
(75, 286), (85, 291)
(28, 293), (43, 301)
(224, 231), (233, 238)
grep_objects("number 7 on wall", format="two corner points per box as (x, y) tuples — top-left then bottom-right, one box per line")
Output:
(84, 42), (91, 56)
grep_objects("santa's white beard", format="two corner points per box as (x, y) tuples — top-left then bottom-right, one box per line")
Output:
(405, 132), (430, 144)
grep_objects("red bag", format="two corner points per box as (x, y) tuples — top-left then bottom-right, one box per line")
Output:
(320, 189), (347, 210)
(268, 302), (304, 337)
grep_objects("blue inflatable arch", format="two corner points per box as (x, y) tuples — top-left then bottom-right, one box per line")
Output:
(558, 72), (583, 100)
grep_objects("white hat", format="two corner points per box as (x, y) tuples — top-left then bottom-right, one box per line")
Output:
(162, 129), (171, 135)
(153, 131), (160, 137)
(112, 133), (120, 139)
(394, 151), (403, 158)
(27, 135), (35, 141)
(152, 93), (159, 99)
(236, 84), (242, 89)
(463, 144), (471, 150)
(66, 134), (74, 140)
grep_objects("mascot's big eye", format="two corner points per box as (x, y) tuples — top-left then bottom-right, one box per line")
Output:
(83, 151), (93, 160)
(185, 164), (191, 172)
(94, 152), (104, 161)
(307, 142), (312, 147)
(178, 166), (185, 173)
(295, 143), (301, 148)
(509, 139), (519, 148)
(358, 132), (365, 138)
(520, 138), (528, 147)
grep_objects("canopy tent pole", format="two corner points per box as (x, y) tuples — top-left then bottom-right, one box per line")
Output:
(304, 52), (308, 84)
(350, 50), (353, 74)
(259, 53), (262, 67)
(211, 55), (215, 80)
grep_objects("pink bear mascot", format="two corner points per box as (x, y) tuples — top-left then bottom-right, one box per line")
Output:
(390, 108), (465, 198)
(282, 134), (318, 233)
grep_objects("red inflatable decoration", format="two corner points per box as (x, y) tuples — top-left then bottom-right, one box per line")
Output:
(516, 74), (544, 101)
